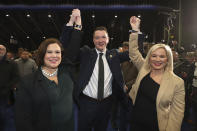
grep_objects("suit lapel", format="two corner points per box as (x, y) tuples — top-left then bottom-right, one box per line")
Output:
(106, 50), (112, 68)
(89, 49), (98, 74)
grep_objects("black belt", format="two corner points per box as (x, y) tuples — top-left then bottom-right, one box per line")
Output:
(80, 93), (112, 102)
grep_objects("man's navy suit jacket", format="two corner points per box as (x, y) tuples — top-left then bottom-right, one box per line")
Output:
(74, 46), (130, 104)
(61, 27), (130, 107)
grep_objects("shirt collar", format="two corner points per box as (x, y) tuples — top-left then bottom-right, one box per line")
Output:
(95, 48), (106, 55)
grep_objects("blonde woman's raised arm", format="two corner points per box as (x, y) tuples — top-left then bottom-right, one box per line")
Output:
(129, 16), (145, 70)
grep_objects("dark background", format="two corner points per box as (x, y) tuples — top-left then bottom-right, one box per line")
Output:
(0, 0), (196, 52)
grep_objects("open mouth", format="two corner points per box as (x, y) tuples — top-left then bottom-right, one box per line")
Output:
(98, 43), (104, 47)
(48, 59), (58, 63)
(153, 63), (162, 66)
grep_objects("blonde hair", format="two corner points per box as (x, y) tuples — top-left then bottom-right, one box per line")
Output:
(143, 43), (173, 73)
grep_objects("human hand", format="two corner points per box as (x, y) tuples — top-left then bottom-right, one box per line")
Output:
(72, 9), (80, 17)
(130, 16), (141, 32)
(67, 9), (81, 26)
(72, 9), (81, 25)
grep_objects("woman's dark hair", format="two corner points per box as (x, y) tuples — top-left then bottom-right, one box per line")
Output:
(36, 38), (64, 67)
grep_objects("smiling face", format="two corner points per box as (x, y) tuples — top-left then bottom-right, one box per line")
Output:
(20, 51), (29, 60)
(149, 48), (168, 71)
(43, 43), (61, 69)
(93, 30), (109, 52)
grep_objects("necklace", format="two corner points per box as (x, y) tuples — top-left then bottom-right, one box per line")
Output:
(41, 67), (58, 77)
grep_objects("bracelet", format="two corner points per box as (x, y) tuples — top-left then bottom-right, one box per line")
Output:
(74, 24), (82, 29)
(129, 30), (138, 33)
(66, 22), (74, 26)
(129, 29), (142, 34)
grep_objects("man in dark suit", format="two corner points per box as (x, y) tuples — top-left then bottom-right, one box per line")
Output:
(69, 9), (130, 131)
(0, 44), (19, 130)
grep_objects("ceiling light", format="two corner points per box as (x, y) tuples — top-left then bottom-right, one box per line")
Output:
(27, 36), (30, 39)
(110, 37), (114, 40)
(115, 15), (118, 18)
(92, 14), (95, 18)
(27, 14), (30, 17)
(145, 35), (148, 39)
(43, 36), (46, 39)
(137, 15), (141, 18)
(6, 14), (9, 17)
(48, 14), (52, 18)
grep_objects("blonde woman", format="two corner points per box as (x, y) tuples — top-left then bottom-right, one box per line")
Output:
(128, 16), (185, 131)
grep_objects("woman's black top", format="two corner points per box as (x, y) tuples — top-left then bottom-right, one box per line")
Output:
(43, 66), (74, 131)
(132, 73), (160, 131)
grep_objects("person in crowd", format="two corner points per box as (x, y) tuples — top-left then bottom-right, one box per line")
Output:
(184, 52), (196, 90)
(119, 41), (138, 131)
(129, 16), (185, 131)
(0, 44), (19, 131)
(111, 41), (139, 130)
(173, 51), (185, 77)
(68, 9), (130, 131)
(31, 50), (38, 61)
(15, 50), (37, 77)
(170, 40), (179, 51)
(6, 51), (15, 61)
(15, 9), (82, 131)
(173, 51), (196, 123)
(190, 60), (197, 131)
(121, 41), (139, 94)
(15, 47), (24, 59)
(180, 52), (196, 129)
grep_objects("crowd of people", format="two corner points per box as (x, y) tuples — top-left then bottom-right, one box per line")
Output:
(1, 9), (197, 131)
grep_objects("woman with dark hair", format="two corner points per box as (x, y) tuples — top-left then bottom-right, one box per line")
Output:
(15, 9), (82, 131)
(128, 16), (185, 131)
